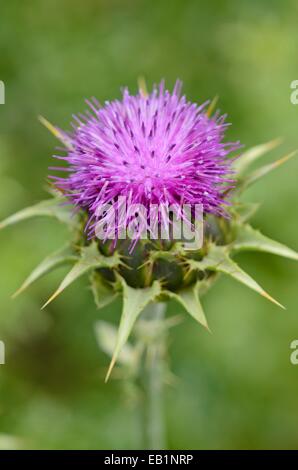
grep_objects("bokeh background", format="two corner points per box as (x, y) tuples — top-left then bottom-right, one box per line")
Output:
(1, 0), (298, 450)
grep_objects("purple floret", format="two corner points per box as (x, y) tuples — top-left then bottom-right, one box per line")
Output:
(50, 80), (240, 242)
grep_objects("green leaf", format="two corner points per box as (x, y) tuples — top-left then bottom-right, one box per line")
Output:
(239, 151), (297, 192)
(166, 281), (209, 330)
(39, 115), (73, 150)
(232, 224), (298, 260)
(12, 244), (78, 298)
(0, 198), (76, 229)
(90, 271), (118, 309)
(94, 320), (136, 366)
(206, 95), (218, 117)
(145, 243), (186, 265)
(105, 276), (162, 381)
(234, 138), (282, 175)
(137, 76), (149, 98)
(197, 274), (219, 297)
(187, 245), (284, 309)
(42, 242), (121, 309)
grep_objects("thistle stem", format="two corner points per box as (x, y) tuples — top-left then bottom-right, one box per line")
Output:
(142, 302), (167, 450)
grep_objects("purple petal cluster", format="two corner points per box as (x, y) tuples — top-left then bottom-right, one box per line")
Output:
(51, 81), (240, 240)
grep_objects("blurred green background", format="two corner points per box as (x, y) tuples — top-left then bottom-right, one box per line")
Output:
(1, 0), (298, 450)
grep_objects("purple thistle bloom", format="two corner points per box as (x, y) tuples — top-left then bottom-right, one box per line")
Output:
(51, 80), (240, 243)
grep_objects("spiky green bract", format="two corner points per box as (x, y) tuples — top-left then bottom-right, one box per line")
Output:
(1, 138), (297, 380)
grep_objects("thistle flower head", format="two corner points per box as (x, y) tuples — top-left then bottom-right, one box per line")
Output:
(51, 80), (240, 241)
(1, 80), (295, 380)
